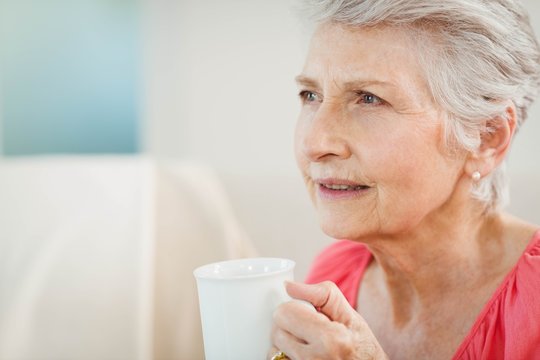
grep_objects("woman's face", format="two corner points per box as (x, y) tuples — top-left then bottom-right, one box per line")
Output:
(295, 23), (467, 240)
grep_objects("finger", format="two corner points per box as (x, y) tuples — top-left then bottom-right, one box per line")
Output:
(272, 326), (307, 360)
(272, 320), (307, 345)
(273, 300), (324, 342)
(285, 281), (356, 325)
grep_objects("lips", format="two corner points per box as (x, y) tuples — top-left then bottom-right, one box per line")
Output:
(317, 178), (370, 188)
(320, 183), (369, 191)
(315, 178), (371, 200)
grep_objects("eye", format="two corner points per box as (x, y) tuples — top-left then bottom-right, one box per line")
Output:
(357, 91), (383, 105)
(299, 90), (321, 103)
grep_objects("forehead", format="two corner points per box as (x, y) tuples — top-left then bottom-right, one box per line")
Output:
(303, 22), (427, 89)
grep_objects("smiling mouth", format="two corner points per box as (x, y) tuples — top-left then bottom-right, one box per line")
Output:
(320, 184), (370, 191)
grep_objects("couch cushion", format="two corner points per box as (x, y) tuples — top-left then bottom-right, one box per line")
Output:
(0, 156), (254, 359)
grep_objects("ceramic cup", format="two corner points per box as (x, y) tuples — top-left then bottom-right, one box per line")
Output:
(193, 257), (295, 360)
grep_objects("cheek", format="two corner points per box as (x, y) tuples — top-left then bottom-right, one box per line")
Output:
(362, 126), (460, 226)
(294, 120), (306, 171)
(294, 110), (316, 173)
(363, 117), (446, 182)
(394, 160), (461, 230)
(294, 117), (317, 200)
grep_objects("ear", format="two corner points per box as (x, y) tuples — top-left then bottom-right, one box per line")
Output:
(464, 101), (517, 179)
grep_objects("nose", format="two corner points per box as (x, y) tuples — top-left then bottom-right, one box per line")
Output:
(297, 102), (352, 162)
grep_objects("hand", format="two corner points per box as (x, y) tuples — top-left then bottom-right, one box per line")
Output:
(269, 281), (388, 360)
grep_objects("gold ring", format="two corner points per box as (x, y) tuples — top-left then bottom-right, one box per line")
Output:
(271, 351), (290, 360)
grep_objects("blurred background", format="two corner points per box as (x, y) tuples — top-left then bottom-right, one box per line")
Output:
(0, 0), (322, 269)
(0, 0), (305, 171)
(1, 0), (539, 359)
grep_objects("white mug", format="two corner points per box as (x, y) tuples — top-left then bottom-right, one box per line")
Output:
(193, 257), (295, 360)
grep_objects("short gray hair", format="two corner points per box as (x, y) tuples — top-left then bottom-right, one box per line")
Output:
(299, 0), (540, 210)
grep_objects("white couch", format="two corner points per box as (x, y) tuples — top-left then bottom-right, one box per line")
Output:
(0, 156), (537, 360)
(0, 156), (256, 360)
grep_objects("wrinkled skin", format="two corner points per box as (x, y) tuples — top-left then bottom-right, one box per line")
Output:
(269, 281), (388, 360)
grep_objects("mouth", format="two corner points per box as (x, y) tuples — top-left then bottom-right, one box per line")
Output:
(315, 179), (371, 200)
(320, 183), (370, 191)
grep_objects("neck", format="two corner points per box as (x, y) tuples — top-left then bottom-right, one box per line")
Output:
(363, 201), (507, 326)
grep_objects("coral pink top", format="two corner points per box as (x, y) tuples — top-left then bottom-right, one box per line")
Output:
(305, 230), (540, 359)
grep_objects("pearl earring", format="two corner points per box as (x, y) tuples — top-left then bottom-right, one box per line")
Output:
(472, 171), (481, 181)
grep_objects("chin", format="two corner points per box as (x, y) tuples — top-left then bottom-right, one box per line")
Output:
(320, 226), (356, 241)
(317, 209), (417, 241)
(318, 213), (371, 241)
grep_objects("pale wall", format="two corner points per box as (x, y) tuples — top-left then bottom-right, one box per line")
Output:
(141, 0), (306, 176)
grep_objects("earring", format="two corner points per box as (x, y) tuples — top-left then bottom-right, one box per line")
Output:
(472, 171), (481, 181)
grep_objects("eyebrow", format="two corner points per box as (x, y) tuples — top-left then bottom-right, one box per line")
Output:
(295, 75), (319, 88)
(294, 75), (397, 90)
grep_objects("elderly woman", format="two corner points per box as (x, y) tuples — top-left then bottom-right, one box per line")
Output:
(269, 1), (540, 359)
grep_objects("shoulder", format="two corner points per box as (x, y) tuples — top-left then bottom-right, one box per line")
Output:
(500, 230), (540, 356)
(514, 229), (540, 285)
(512, 229), (540, 300)
(449, 231), (540, 359)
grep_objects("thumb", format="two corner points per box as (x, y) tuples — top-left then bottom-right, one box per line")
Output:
(285, 281), (356, 325)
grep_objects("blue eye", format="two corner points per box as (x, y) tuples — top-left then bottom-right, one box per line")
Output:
(358, 92), (383, 105)
(299, 91), (320, 103)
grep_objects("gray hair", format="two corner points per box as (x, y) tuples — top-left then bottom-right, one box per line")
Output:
(299, 0), (540, 210)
